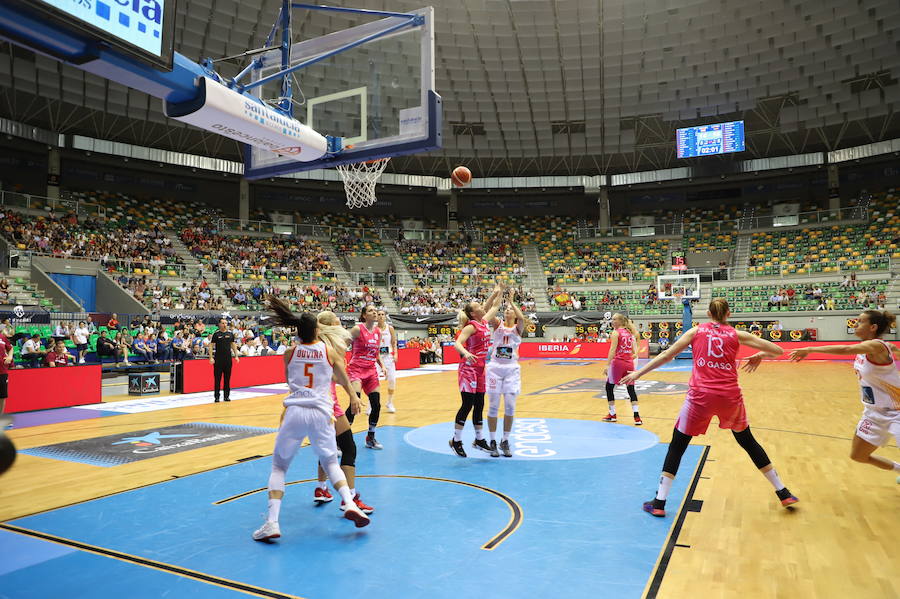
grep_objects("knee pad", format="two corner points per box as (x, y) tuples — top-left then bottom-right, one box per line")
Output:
(337, 429), (357, 468)
(487, 394), (501, 418)
(267, 467), (286, 492)
(368, 391), (380, 409)
(503, 393), (517, 417)
(732, 427), (771, 469)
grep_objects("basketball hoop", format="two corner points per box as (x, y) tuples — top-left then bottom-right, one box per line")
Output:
(337, 158), (390, 209)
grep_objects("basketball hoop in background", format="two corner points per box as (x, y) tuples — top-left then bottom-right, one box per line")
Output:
(337, 158), (390, 209)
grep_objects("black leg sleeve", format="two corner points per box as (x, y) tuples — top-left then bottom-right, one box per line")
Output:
(605, 382), (616, 403)
(662, 427), (693, 476)
(627, 385), (638, 402)
(732, 427), (772, 470)
(455, 392), (475, 427)
(367, 391), (381, 429)
(471, 392), (485, 426)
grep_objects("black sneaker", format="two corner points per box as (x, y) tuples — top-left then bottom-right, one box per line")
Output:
(223, 397), (230, 402)
(449, 439), (466, 457)
(489, 440), (500, 458)
(472, 438), (491, 453)
(499, 440), (512, 457)
(214, 397), (220, 403)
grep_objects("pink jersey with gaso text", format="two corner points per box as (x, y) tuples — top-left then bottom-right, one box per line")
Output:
(688, 322), (741, 395)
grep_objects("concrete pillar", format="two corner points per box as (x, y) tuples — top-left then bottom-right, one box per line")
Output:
(827, 164), (840, 211)
(443, 190), (457, 231)
(598, 187), (610, 230)
(47, 147), (61, 199)
(239, 178), (250, 222)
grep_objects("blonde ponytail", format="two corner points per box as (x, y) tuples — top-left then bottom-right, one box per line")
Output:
(316, 311), (351, 353)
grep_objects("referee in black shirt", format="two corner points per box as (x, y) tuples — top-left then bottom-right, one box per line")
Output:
(210, 318), (240, 403)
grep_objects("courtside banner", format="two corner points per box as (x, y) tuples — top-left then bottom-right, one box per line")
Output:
(181, 355), (285, 393)
(6, 365), (101, 412)
(517, 342), (612, 359)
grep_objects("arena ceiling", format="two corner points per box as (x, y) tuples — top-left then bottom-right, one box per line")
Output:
(1, 0), (899, 177)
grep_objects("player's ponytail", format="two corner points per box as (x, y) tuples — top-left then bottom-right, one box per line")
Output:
(862, 309), (896, 337)
(623, 314), (639, 340)
(317, 311), (351, 353)
(708, 298), (730, 323)
(457, 309), (469, 329)
(268, 295), (317, 343)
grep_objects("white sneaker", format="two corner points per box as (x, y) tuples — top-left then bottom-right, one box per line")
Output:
(386, 402), (396, 413)
(342, 505), (370, 528)
(252, 520), (281, 541)
(78, 358), (85, 364)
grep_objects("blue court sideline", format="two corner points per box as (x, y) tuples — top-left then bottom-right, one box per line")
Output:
(0, 426), (703, 599)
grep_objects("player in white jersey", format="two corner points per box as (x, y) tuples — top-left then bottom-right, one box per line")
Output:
(790, 309), (900, 483)
(484, 289), (525, 457)
(376, 310), (398, 413)
(252, 298), (369, 542)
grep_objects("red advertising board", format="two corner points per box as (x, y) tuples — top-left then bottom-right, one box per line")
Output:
(5, 365), (102, 413)
(736, 340), (900, 361)
(396, 347), (419, 370)
(181, 355), (285, 393)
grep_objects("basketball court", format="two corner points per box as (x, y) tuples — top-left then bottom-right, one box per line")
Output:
(0, 1), (898, 598)
(1, 355), (897, 598)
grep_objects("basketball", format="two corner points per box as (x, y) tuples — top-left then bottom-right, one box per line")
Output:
(451, 166), (472, 187)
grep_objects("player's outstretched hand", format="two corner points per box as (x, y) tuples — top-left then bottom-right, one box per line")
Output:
(741, 354), (764, 372)
(788, 348), (810, 362)
(619, 371), (640, 385)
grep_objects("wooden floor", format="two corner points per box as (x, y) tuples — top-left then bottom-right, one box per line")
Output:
(2, 359), (898, 598)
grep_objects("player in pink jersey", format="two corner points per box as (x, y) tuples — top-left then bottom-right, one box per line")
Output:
(621, 298), (797, 517)
(601, 313), (642, 425)
(790, 309), (900, 483)
(310, 311), (374, 514)
(449, 285), (503, 457)
(346, 304), (386, 450)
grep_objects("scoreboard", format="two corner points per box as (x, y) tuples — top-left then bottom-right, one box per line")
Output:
(14, 0), (177, 70)
(676, 121), (745, 158)
(427, 323), (456, 336)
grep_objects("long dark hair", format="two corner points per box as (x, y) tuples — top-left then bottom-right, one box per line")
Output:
(862, 309), (896, 337)
(267, 296), (317, 343)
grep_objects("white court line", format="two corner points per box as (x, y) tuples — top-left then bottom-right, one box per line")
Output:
(79, 386), (287, 414)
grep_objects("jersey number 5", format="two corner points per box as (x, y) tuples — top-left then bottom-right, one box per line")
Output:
(304, 363), (314, 388)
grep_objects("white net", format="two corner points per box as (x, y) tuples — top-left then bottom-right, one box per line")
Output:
(336, 158), (390, 209)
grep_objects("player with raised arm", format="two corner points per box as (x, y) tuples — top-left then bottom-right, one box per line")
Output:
(621, 298), (798, 517)
(449, 284), (503, 457)
(789, 309), (899, 483)
(484, 289), (525, 457)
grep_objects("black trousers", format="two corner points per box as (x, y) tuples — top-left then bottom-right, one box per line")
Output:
(213, 360), (233, 399)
